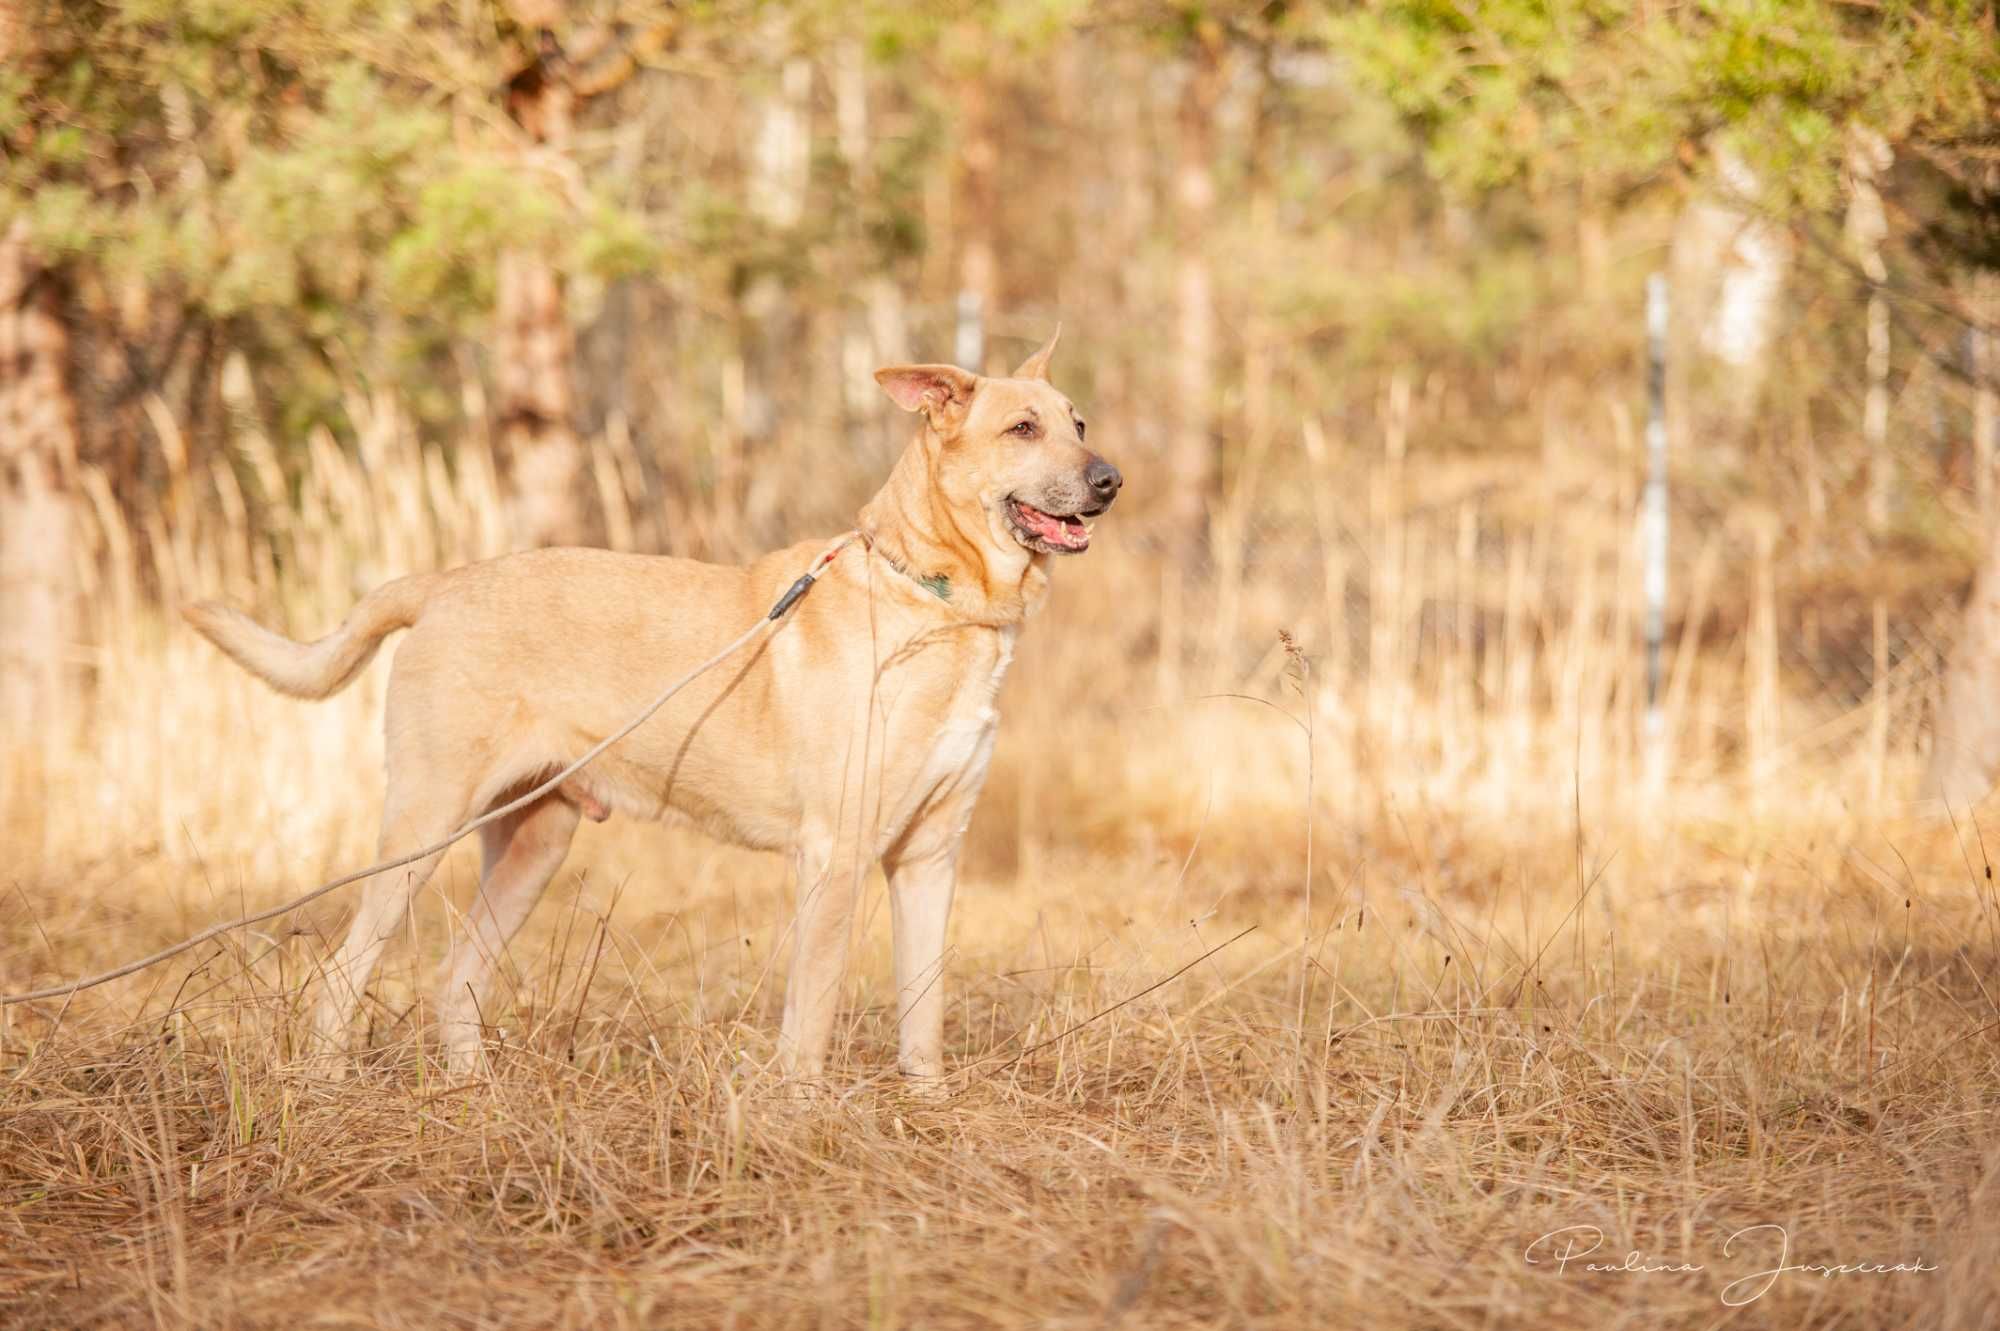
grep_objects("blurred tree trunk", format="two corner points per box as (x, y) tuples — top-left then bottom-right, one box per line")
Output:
(955, 76), (998, 372)
(1845, 127), (1895, 535)
(1667, 145), (1790, 437)
(0, 221), (80, 743)
(1930, 276), (2000, 806)
(744, 50), (812, 465)
(1971, 271), (1996, 522)
(498, 20), (587, 548)
(1208, 42), (1278, 691)
(1170, 25), (1223, 552)
(1101, 40), (1151, 447)
(831, 42), (908, 439)
(834, 42), (876, 419)
(1699, 148), (1788, 395)
(1927, 524), (2000, 806)
(751, 55), (812, 231)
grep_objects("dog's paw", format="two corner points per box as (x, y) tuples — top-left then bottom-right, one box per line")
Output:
(894, 1071), (953, 1104)
(289, 1046), (358, 1087)
(726, 1051), (825, 1110)
(443, 1049), (488, 1084)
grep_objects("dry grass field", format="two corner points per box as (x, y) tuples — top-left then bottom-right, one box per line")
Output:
(6, 414), (2000, 1329)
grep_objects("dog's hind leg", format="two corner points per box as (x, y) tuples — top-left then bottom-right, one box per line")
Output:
(307, 788), (467, 1063)
(436, 793), (581, 1077)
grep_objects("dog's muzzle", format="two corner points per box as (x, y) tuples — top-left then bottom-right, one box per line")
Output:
(1006, 458), (1122, 555)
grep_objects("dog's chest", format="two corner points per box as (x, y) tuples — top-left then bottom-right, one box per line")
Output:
(913, 626), (1016, 791)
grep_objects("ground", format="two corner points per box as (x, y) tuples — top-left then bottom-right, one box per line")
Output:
(4, 803), (1997, 1329)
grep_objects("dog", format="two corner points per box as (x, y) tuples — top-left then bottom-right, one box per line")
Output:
(185, 329), (1120, 1084)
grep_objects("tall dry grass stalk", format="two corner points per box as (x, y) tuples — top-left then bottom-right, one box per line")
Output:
(3, 388), (1992, 1328)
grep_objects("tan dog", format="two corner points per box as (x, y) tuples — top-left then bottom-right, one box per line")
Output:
(185, 330), (1120, 1083)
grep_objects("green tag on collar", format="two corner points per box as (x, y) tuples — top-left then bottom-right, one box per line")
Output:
(917, 573), (952, 601)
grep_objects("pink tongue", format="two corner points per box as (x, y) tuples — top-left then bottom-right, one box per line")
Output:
(1020, 503), (1085, 547)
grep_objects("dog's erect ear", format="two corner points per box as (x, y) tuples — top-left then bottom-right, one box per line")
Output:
(1011, 324), (1061, 381)
(874, 364), (979, 420)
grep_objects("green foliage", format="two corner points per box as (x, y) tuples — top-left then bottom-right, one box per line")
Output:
(6, 0), (1988, 501)
(3, 1), (660, 371)
(1331, 0), (1999, 219)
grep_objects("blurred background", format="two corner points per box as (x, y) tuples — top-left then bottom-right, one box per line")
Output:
(2, 1), (1997, 891)
(10, 15), (2000, 1321)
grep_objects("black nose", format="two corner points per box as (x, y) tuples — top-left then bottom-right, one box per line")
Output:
(1085, 458), (1123, 501)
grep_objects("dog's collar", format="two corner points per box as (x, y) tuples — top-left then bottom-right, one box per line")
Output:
(856, 531), (952, 602)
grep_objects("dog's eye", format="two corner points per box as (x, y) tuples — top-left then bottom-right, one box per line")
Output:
(1009, 420), (1037, 438)
(1075, 419), (1086, 440)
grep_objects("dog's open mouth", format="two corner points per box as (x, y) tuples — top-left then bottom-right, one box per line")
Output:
(1006, 498), (1095, 554)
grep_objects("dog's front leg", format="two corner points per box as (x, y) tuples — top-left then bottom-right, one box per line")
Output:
(884, 840), (958, 1084)
(776, 833), (868, 1082)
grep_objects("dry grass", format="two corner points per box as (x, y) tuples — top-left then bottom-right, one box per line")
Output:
(6, 396), (2000, 1328)
(7, 816), (2000, 1328)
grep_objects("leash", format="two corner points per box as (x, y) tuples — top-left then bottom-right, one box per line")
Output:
(0, 533), (861, 1008)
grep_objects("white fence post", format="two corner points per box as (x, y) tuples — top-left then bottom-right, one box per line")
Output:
(954, 290), (985, 374)
(1644, 272), (1671, 792)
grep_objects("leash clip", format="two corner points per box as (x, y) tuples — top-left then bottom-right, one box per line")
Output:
(768, 574), (816, 620)
(766, 531), (860, 621)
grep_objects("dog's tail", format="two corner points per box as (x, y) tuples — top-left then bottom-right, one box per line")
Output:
(183, 573), (446, 700)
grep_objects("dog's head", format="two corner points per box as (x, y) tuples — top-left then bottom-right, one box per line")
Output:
(874, 327), (1122, 558)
